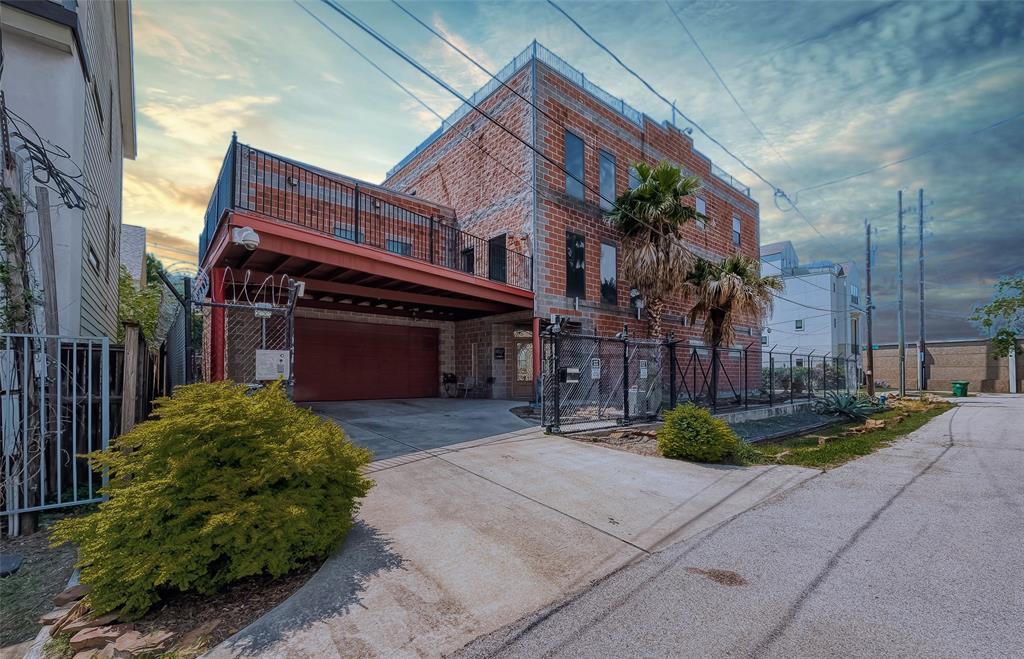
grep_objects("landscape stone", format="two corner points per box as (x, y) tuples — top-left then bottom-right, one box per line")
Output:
(63, 613), (119, 634)
(39, 606), (73, 625)
(54, 583), (91, 606)
(69, 625), (127, 651)
(113, 630), (174, 654)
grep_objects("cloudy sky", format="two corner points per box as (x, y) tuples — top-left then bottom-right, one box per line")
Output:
(126, 0), (1024, 342)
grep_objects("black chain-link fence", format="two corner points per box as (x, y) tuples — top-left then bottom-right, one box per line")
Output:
(543, 328), (858, 433)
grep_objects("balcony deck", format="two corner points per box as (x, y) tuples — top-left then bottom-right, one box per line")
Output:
(199, 140), (533, 319)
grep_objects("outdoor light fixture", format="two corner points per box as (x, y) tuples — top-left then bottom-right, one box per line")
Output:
(630, 288), (645, 319)
(287, 176), (299, 187)
(231, 226), (260, 251)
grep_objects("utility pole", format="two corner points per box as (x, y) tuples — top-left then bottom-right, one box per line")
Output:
(897, 190), (906, 397)
(917, 188), (927, 392)
(865, 219), (874, 397)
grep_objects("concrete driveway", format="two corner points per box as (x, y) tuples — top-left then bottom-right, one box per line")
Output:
(211, 423), (816, 658)
(307, 398), (535, 461)
(457, 395), (1024, 658)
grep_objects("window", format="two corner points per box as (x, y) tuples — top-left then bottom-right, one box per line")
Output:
(386, 238), (412, 256)
(695, 198), (706, 230)
(566, 231), (586, 299)
(599, 150), (616, 211)
(333, 223), (363, 242)
(795, 319), (804, 331)
(92, 81), (104, 129)
(796, 358), (804, 368)
(87, 245), (100, 273)
(850, 285), (860, 305)
(105, 208), (112, 278)
(600, 243), (617, 305)
(564, 130), (584, 200)
(628, 165), (641, 190)
(488, 234), (507, 283)
(107, 85), (114, 159)
(833, 317), (837, 328)
(460, 247), (475, 274)
(761, 335), (768, 345)
(832, 280), (836, 292)
(732, 216), (741, 247)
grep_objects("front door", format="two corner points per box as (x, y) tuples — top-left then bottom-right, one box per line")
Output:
(513, 338), (534, 400)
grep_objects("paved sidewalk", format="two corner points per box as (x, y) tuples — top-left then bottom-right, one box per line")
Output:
(210, 428), (815, 658)
(458, 395), (1024, 658)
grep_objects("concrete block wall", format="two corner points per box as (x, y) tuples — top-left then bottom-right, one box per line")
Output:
(873, 338), (1023, 393)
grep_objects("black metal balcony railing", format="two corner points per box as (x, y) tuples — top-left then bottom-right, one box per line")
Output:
(199, 139), (533, 291)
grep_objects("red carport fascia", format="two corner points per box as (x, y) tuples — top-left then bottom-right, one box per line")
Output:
(207, 210), (534, 309)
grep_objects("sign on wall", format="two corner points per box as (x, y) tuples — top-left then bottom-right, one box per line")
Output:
(255, 349), (290, 381)
(494, 347), (505, 360)
(591, 358), (601, 379)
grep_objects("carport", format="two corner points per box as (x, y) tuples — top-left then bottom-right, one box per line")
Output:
(198, 140), (537, 402)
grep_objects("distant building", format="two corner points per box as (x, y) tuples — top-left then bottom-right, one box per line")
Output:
(120, 224), (147, 286)
(760, 241), (863, 363)
(1, 0), (136, 337)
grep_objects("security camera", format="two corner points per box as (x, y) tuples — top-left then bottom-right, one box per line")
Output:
(231, 226), (260, 251)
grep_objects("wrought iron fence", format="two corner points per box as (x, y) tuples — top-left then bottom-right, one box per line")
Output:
(198, 139), (532, 291)
(542, 327), (858, 433)
(1, 334), (110, 526)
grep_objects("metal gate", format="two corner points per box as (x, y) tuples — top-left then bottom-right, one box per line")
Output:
(1, 334), (110, 526)
(542, 327), (664, 433)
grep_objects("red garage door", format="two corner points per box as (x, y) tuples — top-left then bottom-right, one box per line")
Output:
(294, 318), (439, 402)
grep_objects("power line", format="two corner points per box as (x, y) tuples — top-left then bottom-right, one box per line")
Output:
(792, 110), (1024, 199)
(545, 0), (840, 254)
(311, 0), (835, 313)
(662, 0), (794, 177)
(386, 0), (842, 306)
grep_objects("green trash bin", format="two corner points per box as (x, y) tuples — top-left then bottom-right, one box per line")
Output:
(951, 380), (969, 397)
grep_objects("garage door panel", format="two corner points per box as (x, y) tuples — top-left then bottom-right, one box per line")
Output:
(294, 318), (439, 401)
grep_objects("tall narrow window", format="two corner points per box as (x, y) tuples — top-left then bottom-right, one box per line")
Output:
(599, 150), (616, 210)
(628, 165), (641, 190)
(105, 208), (112, 277)
(460, 247), (475, 274)
(566, 231), (586, 299)
(695, 197), (707, 230)
(564, 130), (584, 200)
(732, 216), (741, 247)
(795, 319), (804, 331)
(600, 243), (617, 305)
(488, 234), (507, 283)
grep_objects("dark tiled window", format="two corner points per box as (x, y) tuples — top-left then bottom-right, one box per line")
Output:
(386, 238), (412, 256)
(628, 165), (641, 190)
(732, 216), (741, 247)
(461, 247), (475, 274)
(488, 234), (507, 283)
(599, 150), (616, 211)
(600, 243), (617, 305)
(564, 130), (584, 200)
(566, 231), (586, 299)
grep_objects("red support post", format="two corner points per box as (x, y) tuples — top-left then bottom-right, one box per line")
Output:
(211, 267), (226, 381)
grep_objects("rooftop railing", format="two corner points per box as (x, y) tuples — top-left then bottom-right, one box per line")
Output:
(198, 140), (532, 292)
(385, 41), (751, 198)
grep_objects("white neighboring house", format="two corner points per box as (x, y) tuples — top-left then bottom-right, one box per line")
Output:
(120, 223), (146, 286)
(1, 0), (136, 338)
(760, 241), (864, 369)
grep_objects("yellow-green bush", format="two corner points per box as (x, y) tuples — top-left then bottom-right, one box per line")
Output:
(51, 381), (373, 617)
(657, 403), (741, 463)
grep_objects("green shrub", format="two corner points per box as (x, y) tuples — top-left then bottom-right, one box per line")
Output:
(657, 403), (741, 463)
(50, 381), (373, 617)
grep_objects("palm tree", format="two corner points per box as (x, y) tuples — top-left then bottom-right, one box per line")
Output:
(684, 255), (783, 404)
(605, 161), (704, 338)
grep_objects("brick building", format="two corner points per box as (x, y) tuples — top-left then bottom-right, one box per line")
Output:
(198, 42), (763, 402)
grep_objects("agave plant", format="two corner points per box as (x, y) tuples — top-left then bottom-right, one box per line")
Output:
(814, 391), (883, 420)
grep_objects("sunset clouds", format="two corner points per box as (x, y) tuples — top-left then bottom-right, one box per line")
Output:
(127, 0), (1023, 340)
